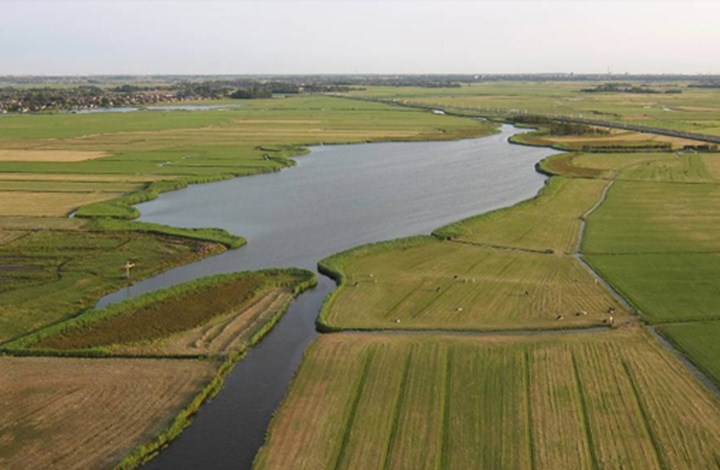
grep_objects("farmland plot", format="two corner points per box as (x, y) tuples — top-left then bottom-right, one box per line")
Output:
(254, 329), (720, 470)
(320, 238), (626, 331)
(0, 357), (217, 470)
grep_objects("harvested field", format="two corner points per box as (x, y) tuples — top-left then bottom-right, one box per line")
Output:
(232, 119), (322, 124)
(113, 288), (295, 356)
(320, 170), (629, 331)
(550, 130), (707, 148)
(702, 154), (720, 180)
(29, 277), (266, 350)
(0, 180), (142, 192)
(0, 356), (217, 470)
(0, 216), (85, 231)
(320, 238), (626, 331)
(0, 173), (170, 182)
(572, 152), (677, 172)
(512, 130), (687, 153)
(254, 329), (720, 470)
(617, 153), (715, 183)
(0, 149), (109, 162)
(0, 190), (123, 216)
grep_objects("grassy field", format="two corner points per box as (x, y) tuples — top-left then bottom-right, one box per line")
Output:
(5, 269), (315, 357)
(345, 82), (720, 136)
(583, 179), (720, 323)
(0, 356), (218, 470)
(0, 228), (228, 343)
(502, 124), (720, 391)
(513, 127), (706, 152)
(318, 173), (627, 331)
(254, 328), (720, 470)
(658, 321), (720, 386)
(434, 177), (608, 254)
(319, 237), (626, 331)
(501, 126), (720, 415)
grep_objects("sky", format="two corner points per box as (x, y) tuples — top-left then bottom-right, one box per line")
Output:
(1, 0), (719, 75)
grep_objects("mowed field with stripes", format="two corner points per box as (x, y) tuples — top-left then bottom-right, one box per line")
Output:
(254, 330), (720, 470)
(318, 177), (629, 332)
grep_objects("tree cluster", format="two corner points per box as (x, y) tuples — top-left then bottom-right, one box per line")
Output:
(580, 83), (682, 94)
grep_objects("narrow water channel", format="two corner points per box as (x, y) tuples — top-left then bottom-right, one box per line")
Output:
(96, 125), (556, 469)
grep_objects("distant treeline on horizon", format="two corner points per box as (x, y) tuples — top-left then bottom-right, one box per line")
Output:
(3, 73), (720, 114)
(3, 73), (720, 86)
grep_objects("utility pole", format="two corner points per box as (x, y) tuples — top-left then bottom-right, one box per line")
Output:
(124, 261), (136, 279)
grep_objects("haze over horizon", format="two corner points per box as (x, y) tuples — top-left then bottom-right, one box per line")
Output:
(2, 0), (719, 76)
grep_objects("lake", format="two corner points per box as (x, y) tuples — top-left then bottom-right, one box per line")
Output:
(95, 124), (556, 469)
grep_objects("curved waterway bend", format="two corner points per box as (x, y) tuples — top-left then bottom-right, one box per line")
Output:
(96, 124), (556, 469)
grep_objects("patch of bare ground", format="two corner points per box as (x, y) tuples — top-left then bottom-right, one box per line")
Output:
(0, 150), (110, 162)
(0, 191), (124, 216)
(0, 173), (170, 182)
(0, 356), (217, 469)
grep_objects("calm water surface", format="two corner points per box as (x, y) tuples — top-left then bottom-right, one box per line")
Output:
(73, 104), (239, 114)
(96, 125), (556, 469)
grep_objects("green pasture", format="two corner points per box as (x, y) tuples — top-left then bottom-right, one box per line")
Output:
(658, 321), (720, 386)
(0, 226), (229, 344)
(346, 82), (720, 136)
(318, 236), (626, 332)
(584, 180), (720, 255)
(435, 177), (608, 254)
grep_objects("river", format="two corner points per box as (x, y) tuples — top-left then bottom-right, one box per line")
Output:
(95, 124), (556, 469)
